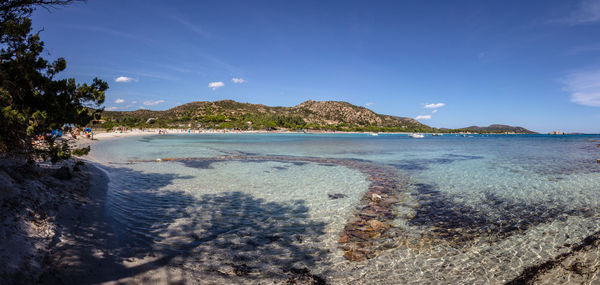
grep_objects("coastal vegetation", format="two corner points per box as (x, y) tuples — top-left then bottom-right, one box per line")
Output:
(1, 1), (106, 281)
(0, 0), (108, 161)
(101, 100), (536, 134)
(101, 100), (433, 132)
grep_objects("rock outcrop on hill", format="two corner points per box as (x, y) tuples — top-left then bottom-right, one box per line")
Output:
(102, 100), (433, 132)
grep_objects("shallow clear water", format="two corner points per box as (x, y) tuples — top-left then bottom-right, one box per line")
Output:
(91, 133), (600, 283)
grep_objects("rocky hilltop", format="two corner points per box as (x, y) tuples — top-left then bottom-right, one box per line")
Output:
(294, 100), (422, 128)
(102, 100), (433, 132)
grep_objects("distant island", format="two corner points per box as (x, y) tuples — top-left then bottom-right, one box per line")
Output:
(449, 124), (537, 134)
(100, 100), (536, 134)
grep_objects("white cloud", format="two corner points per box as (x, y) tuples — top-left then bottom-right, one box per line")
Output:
(131, 101), (137, 104)
(115, 76), (137, 83)
(106, 106), (120, 111)
(208, 81), (225, 90)
(365, 102), (374, 107)
(115, 98), (125, 104)
(143, 100), (165, 106)
(563, 69), (600, 106)
(424, 103), (446, 109)
(415, 115), (432, 120)
(432, 109), (438, 113)
(231, 78), (246, 84)
(566, 0), (600, 24)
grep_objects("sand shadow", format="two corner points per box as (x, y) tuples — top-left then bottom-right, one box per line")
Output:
(44, 163), (327, 284)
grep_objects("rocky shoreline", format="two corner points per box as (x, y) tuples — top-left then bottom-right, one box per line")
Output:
(0, 157), (91, 284)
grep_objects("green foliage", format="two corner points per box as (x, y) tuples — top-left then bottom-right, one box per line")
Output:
(71, 145), (90, 156)
(265, 121), (277, 129)
(219, 122), (233, 129)
(101, 120), (117, 131)
(43, 139), (70, 163)
(0, 0), (108, 160)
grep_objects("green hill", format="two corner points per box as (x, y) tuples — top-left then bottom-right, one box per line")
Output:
(100, 100), (433, 132)
(458, 124), (537, 134)
(99, 100), (537, 133)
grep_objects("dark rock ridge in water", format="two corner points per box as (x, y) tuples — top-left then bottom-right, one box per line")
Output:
(391, 153), (484, 171)
(407, 183), (594, 248)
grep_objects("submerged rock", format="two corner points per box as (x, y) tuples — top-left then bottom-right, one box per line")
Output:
(370, 193), (382, 202)
(367, 219), (390, 232)
(328, 193), (347, 200)
(338, 234), (349, 243)
(348, 230), (371, 241)
(343, 249), (366, 262)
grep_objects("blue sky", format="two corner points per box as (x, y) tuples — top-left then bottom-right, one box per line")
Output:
(31, 0), (600, 133)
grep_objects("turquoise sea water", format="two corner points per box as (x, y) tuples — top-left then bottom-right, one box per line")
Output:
(91, 133), (600, 283)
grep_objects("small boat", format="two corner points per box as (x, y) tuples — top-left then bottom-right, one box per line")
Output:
(432, 133), (442, 136)
(369, 133), (379, 136)
(409, 133), (424, 138)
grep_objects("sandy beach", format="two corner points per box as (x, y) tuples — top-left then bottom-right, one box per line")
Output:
(0, 129), (149, 283)
(0, 157), (93, 284)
